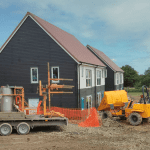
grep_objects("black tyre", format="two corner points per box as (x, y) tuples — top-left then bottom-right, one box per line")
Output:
(102, 111), (112, 119)
(0, 123), (12, 136)
(17, 122), (30, 135)
(119, 116), (126, 120)
(128, 113), (142, 126)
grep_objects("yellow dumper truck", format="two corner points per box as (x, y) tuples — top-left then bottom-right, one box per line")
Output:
(98, 86), (150, 126)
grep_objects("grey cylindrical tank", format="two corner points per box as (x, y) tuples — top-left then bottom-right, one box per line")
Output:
(1, 86), (13, 112)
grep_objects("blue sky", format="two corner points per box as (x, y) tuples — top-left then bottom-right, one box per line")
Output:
(1, 0), (150, 75)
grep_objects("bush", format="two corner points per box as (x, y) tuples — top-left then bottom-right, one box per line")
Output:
(124, 87), (147, 93)
(134, 82), (142, 89)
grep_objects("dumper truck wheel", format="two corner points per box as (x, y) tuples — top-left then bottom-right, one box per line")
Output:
(0, 123), (12, 136)
(128, 113), (142, 126)
(102, 111), (112, 119)
(17, 122), (30, 135)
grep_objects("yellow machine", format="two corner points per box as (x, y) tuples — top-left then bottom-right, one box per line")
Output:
(98, 86), (150, 126)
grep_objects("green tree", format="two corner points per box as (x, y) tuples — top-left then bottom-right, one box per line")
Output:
(140, 67), (150, 87)
(144, 67), (150, 75)
(121, 65), (139, 87)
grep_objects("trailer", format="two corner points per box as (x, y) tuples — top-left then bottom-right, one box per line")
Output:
(0, 112), (68, 136)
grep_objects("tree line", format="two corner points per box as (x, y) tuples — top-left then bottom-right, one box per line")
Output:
(121, 65), (150, 88)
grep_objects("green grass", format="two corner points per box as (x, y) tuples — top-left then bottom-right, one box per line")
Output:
(127, 92), (142, 96)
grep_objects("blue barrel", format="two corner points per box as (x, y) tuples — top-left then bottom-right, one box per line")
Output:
(81, 97), (84, 110)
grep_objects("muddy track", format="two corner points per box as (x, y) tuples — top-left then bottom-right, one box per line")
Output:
(0, 95), (150, 150)
(0, 119), (150, 150)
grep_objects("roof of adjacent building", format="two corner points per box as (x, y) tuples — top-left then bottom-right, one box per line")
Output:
(0, 12), (105, 67)
(87, 45), (124, 72)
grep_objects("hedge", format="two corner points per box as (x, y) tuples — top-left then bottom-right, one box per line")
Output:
(124, 87), (148, 93)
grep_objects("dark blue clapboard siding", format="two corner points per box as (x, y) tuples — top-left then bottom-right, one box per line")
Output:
(0, 16), (78, 108)
(86, 47), (115, 91)
(105, 66), (115, 91)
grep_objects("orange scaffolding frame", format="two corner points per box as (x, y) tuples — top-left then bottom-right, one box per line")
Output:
(38, 62), (74, 117)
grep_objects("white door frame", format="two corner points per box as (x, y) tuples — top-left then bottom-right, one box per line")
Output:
(97, 92), (102, 106)
(86, 95), (92, 109)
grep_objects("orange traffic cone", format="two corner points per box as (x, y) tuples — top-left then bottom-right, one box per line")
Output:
(78, 107), (100, 127)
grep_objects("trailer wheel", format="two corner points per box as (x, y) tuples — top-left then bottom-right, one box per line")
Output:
(128, 113), (142, 126)
(102, 111), (112, 119)
(17, 122), (30, 135)
(0, 123), (12, 136)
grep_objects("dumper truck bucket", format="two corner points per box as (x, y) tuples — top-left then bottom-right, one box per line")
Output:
(98, 90), (128, 111)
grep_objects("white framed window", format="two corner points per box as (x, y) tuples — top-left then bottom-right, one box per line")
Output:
(86, 95), (92, 109)
(102, 69), (104, 78)
(31, 67), (38, 84)
(51, 67), (59, 83)
(97, 70), (101, 86)
(117, 73), (119, 84)
(105, 69), (107, 78)
(28, 98), (39, 115)
(28, 98), (39, 107)
(81, 66), (84, 77)
(86, 69), (92, 87)
(97, 92), (102, 108)
(120, 74), (122, 84)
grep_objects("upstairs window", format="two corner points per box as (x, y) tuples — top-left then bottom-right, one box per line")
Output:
(105, 69), (107, 78)
(97, 70), (101, 85)
(120, 74), (122, 84)
(31, 67), (38, 84)
(102, 69), (104, 78)
(117, 73), (119, 84)
(81, 66), (84, 77)
(86, 69), (92, 87)
(52, 67), (59, 83)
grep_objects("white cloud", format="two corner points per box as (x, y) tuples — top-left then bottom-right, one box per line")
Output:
(2, 0), (150, 50)
(111, 58), (116, 62)
(15, 0), (150, 44)
(0, 0), (11, 8)
(130, 56), (150, 74)
(81, 30), (95, 38)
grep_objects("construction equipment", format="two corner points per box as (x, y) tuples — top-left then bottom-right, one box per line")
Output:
(98, 87), (150, 126)
(139, 85), (150, 103)
(37, 62), (74, 117)
(0, 62), (74, 136)
(98, 90), (128, 119)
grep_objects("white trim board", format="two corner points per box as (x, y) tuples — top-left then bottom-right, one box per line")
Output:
(0, 15), (29, 53)
(81, 62), (106, 68)
(51, 66), (60, 83)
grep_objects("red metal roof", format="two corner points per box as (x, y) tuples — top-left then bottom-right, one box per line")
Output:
(87, 45), (124, 72)
(0, 12), (106, 67)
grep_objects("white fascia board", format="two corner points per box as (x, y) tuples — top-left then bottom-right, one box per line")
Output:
(29, 16), (80, 64)
(86, 45), (116, 72)
(0, 15), (29, 53)
(81, 62), (106, 68)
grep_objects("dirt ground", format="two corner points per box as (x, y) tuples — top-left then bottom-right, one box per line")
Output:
(1, 95), (150, 150)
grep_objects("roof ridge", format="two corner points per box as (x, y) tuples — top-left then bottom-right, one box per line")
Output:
(87, 45), (124, 72)
(27, 12), (74, 37)
(0, 12), (106, 67)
